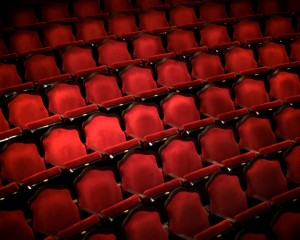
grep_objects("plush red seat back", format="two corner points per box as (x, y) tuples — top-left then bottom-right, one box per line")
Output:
(76, 18), (107, 42)
(200, 24), (231, 48)
(108, 14), (138, 36)
(257, 0), (280, 15)
(284, 145), (300, 184)
(169, 5), (198, 26)
(73, 0), (102, 17)
(0, 63), (22, 89)
(104, 0), (132, 12)
(265, 16), (294, 37)
(83, 114), (126, 151)
(233, 19), (263, 42)
(0, 38), (8, 55)
(41, 1), (70, 22)
(272, 211), (300, 240)
(132, 34), (165, 59)
(230, 0), (254, 17)
(199, 2), (227, 21)
(167, 28), (198, 53)
(275, 107), (300, 140)
(87, 233), (117, 240)
(290, 39), (300, 61)
(0, 108), (9, 132)
(135, 0), (162, 8)
(10, 30), (43, 54)
(139, 9), (169, 31)
(43, 24), (76, 48)
(258, 42), (289, 67)
(8, 7), (38, 28)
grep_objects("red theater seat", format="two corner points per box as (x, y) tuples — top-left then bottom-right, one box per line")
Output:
(268, 71), (300, 100)
(0, 210), (34, 240)
(8, 93), (49, 128)
(274, 107), (300, 140)
(199, 126), (240, 163)
(161, 93), (200, 128)
(0, 108), (9, 132)
(10, 30), (43, 54)
(160, 137), (202, 177)
(123, 209), (168, 240)
(0, 38), (8, 56)
(135, 0), (163, 8)
(42, 126), (87, 166)
(97, 39), (132, 66)
(0, 63), (22, 89)
(43, 23), (76, 48)
(199, 2), (227, 21)
(169, 5), (198, 26)
(40, 1), (70, 22)
(24, 53), (61, 84)
(104, 0), (132, 12)
(257, 0), (280, 15)
(138, 9), (169, 31)
(200, 23), (231, 48)
(76, 18), (107, 42)
(84, 73), (123, 104)
(108, 13), (138, 36)
(132, 33), (165, 60)
(8, 7), (38, 28)
(83, 113), (126, 151)
(156, 59), (191, 87)
(86, 233), (117, 240)
(284, 144), (300, 184)
(61, 45), (96, 75)
(233, 19), (263, 43)
(120, 66), (157, 95)
(167, 28), (198, 54)
(272, 211), (300, 240)
(265, 15), (294, 38)
(290, 39), (300, 61)
(73, 0), (102, 18)
(258, 41), (289, 67)
(236, 231), (269, 240)
(230, 0), (255, 17)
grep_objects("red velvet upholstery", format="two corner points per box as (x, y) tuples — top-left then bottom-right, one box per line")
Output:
(0, 63), (22, 89)
(257, 0), (280, 15)
(208, 174), (253, 219)
(62, 46), (96, 74)
(120, 66), (156, 94)
(198, 86), (235, 117)
(73, 0), (102, 17)
(234, 78), (269, 108)
(233, 19), (263, 42)
(10, 30), (43, 54)
(124, 210), (168, 240)
(238, 116), (276, 151)
(0, 210), (34, 240)
(166, 190), (209, 237)
(275, 107), (300, 140)
(85, 74), (122, 104)
(76, 18), (107, 42)
(139, 9), (169, 31)
(42, 127), (87, 166)
(46, 83), (86, 114)
(245, 158), (288, 200)
(161, 94), (200, 128)
(8, 93), (49, 128)
(272, 211), (300, 240)
(24, 54), (60, 83)
(43, 24), (76, 48)
(83, 114), (126, 151)
(265, 16), (294, 37)
(269, 71), (300, 100)
(75, 168), (123, 213)
(156, 59), (191, 87)
(132, 33), (165, 59)
(8, 7), (38, 28)
(30, 188), (81, 235)
(200, 24), (231, 48)
(160, 138), (202, 177)
(104, 0), (132, 12)
(199, 2), (227, 21)
(87, 233), (117, 240)
(199, 127), (240, 163)
(108, 14), (138, 36)
(0, 38), (8, 55)
(236, 232), (269, 240)
(284, 145), (300, 184)
(0, 108), (9, 132)
(230, 0), (254, 17)
(191, 53), (225, 79)
(0, 142), (45, 182)
(169, 5), (198, 26)
(40, 1), (70, 22)
(290, 39), (300, 61)
(135, 0), (162, 8)
(225, 47), (258, 73)
(123, 103), (164, 139)
(97, 40), (131, 66)
(167, 28), (198, 53)
(258, 42), (289, 67)
(286, 0), (300, 12)
(119, 152), (164, 193)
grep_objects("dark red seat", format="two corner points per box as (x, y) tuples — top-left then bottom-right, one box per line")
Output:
(73, 0), (102, 18)
(104, 0), (132, 12)
(138, 9), (169, 31)
(200, 23), (231, 48)
(233, 19), (263, 43)
(169, 5), (198, 26)
(76, 18), (107, 42)
(43, 23), (76, 48)
(167, 28), (198, 54)
(10, 30), (43, 54)
(265, 15), (294, 38)
(0, 63), (22, 90)
(7, 7), (38, 28)
(108, 13), (138, 36)
(230, 0), (255, 17)
(40, 1), (70, 22)
(199, 2), (227, 21)
(257, 0), (280, 15)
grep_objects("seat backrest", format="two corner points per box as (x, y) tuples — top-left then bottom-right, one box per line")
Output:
(272, 211), (300, 240)
(138, 9), (169, 31)
(124, 209), (168, 240)
(104, 0), (132, 12)
(230, 0), (255, 18)
(83, 114), (126, 151)
(161, 94), (200, 128)
(166, 190), (209, 238)
(10, 30), (42, 54)
(233, 19), (263, 42)
(0, 63), (22, 89)
(199, 2), (227, 21)
(75, 168), (123, 213)
(245, 158), (288, 200)
(275, 107), (300, 140)
(237, 116), (276, 151)
(107, 13), (138, 36)
(0, 142), (45, 182)
(73, 0), (102, 17)
(257, 42), (289, 67)
(257, 0), (280, 15)
(265, 15), (294, 37)
(199, 126), (240, 163)
(42, 127), (87, 166)
(123, 103), (164, 138)
(40, 1), (70, 22)
(30, 187), (81, 235)
(76, 18), (107, 42)
(0, 108), (9, 132)
(160, 137), (202, 177)
(169, 5), (198, 26)
(43, 23), (76, 48)
(284, 144), (300, 184)
(207, 173), (248, 218)
(119, 151), (164, 193)
(200, 24), (231, 48)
